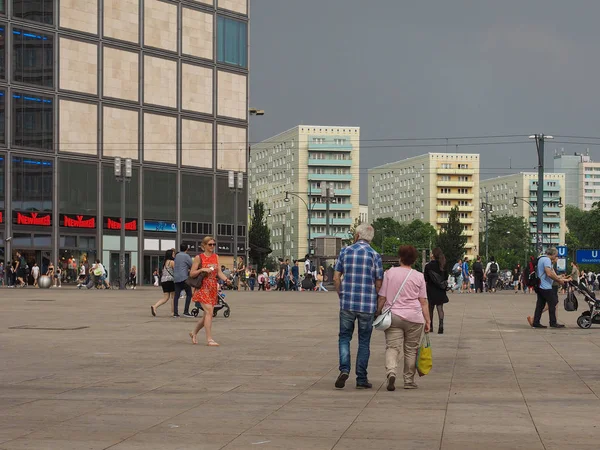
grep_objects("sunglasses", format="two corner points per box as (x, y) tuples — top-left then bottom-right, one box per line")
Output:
(207, 243), (216, 247)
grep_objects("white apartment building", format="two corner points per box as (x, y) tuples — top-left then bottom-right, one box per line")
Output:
(553, 150), (600, 211)
(479, 173), (566, 249)
(368, 153), (480, 258)
(359, 204), (369, 225)
(249, 126), (360, 260)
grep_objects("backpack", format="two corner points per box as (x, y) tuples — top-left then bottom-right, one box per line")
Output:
(310, 263), (316, 273)
(473, 261), (483, 274)
(490, 262), (498, 274)
(452, 263), (462, 277)
(527, 257), (541, 291)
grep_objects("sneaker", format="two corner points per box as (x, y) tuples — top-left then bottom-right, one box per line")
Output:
(172, 314), (180, 318)
(335, 372), (349, 389)
(404, 382), (418, 389)
(550, 324), (565, 328)
(532, 323), (547, 328)
(386, 374), (396, 392)
(356, 381), (372, 389)
(183, 313), (194, 318)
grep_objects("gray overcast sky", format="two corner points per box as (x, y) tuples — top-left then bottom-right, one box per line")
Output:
(249, 0), (600, 203)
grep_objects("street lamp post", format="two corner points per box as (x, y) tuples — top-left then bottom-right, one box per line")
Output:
(229, 171), (244, 270)
(513, 195), (563, 253)
(481, 191), (493, 261)
(114, 157), (132, 290)
(285, 189), (313, 257)
(322, 183), (335, 236)
(529, 134), (554, 254)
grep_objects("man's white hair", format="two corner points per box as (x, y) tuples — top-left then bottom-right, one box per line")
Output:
(546, 247), (558, 257)
(355, 224), (375, 242)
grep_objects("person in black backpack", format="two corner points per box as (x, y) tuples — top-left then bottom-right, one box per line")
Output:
(472, 255), (484, 293)
(485, 256), (499, 293)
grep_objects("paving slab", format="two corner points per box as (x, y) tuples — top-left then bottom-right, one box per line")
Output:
(2, 287), (600, 449)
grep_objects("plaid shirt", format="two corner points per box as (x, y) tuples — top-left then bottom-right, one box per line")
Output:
(334, 240), (384, 313)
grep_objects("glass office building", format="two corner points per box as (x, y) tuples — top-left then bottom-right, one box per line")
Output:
(0, 0), (249, 284)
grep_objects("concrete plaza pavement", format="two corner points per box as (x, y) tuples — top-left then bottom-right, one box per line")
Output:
(1, 287), (600, 449)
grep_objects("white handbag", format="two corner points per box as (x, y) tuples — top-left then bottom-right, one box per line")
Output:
(373, 269), (414, 331)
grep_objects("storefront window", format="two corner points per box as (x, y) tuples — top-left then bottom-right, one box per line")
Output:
(181, 173), (212, 222)
(59, 160), (97, 214)
(12, 156), (52, 211)
(103, 165), (139, 218)
(143, 169), (176, 221)
(59, 236), (96, 284)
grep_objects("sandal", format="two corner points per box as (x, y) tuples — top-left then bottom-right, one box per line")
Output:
(207, 339), (220, 347)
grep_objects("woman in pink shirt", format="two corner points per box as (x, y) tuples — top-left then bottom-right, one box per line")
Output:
(377, 245), (431, 391)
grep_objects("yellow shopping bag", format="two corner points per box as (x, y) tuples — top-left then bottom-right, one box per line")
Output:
(416, 333), (432, 377)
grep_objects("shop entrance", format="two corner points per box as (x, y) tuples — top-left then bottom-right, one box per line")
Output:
(143, 254), (165, 285)
(19, 250), (51, 280)
(109, 252), (131, 284)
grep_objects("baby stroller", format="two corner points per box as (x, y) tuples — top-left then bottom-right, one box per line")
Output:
(191, 291), (231, 318)
(573, 282), (600, 329)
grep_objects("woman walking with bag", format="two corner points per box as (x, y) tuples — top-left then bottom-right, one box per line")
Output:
(376, 245), (431, 391)
(189, 236), (231, 346)
(151, 249), (176, 317)
(424, 248), (449, 334)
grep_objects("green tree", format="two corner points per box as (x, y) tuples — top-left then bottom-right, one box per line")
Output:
(248, 200), (272, 270)
(344, 217), (362, 246)
(372, 217), (405, 249)
(483, 215), (530, 269)
(436, 206), (467, 272)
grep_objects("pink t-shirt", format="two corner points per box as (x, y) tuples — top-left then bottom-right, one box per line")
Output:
(379, 267), (427, 324)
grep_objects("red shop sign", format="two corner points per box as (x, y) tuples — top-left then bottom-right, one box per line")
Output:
(0, 210), (3, 224)
(13, 211), (52, 226)
(103, 217), (138, 231)
(60, 214), (96, 229)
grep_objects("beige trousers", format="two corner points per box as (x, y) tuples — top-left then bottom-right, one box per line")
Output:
(384, 314), (424, 383)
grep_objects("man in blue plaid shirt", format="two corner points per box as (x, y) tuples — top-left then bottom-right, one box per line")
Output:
(333, 224), (383, 389)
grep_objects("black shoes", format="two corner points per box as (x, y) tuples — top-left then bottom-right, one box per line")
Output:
(532, 323), (547, 328)
(386, 375), (396, 392)
(356, 381), (372, 389)
(335, 372), (349, 389)
(438, 319), (444, 334)
(550, 324), (566, 328)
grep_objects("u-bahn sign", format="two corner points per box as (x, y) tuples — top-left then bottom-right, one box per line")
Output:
(576, 250), (600, 264)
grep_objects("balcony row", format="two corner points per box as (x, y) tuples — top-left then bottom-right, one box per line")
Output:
(436, 181), (474, 188)
(437, 217), (475, 224)
(308, 159), (353, 167)
(309, 189), (352, 196)
(437, 205), (474, 212)
(436, 168), (475, 175)
(308, 143), (353, 151)
(309, 203), (353, 211)
(437, 193), (474, 200)
(309, 218), (353, 226)
(308, 174), (353, 181)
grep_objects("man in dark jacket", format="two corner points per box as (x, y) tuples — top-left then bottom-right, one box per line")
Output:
(472, 256), (484, 293)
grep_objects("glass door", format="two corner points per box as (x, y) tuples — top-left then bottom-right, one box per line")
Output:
(109, 252), (130, 283)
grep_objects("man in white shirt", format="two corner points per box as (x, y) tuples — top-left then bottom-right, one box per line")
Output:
(484, 256), (500, 292)
(304, 254), (311, 276)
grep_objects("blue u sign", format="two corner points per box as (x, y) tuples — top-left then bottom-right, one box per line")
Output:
(576, 250), (600, 264)
(557, 246), (568, 257)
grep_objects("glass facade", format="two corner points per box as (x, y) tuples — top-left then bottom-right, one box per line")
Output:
(0, 25), (5, 80)
(143, 169), (176, 221)
(0, 153), (4, 209)
(217, 16), (248, 68)
(12, 28), (53, 87)
(11, 156), (52, 211)
(181, 173), (212, 222)
(13, 0), (53, 25)
(102, 165), (139, 218)
(59, 161), (97, 214)
(12, 92), (53, 150)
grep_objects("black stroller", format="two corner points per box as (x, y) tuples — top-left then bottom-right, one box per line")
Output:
(572, 282), (600, 329)
(191, 291), (231, 318)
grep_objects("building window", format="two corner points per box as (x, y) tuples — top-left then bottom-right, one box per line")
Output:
(0, 153), (4, 209)
(0, 1), (4, 14)
(143, 169), (176, 221)
(12, 156), (52, 211)
(181, 173), (212, 223)
(12, 92), (53, 150)
(217, 16), (247, 68)
(59, 160), (97, 214)
(13, 0), (53, 24)
(0, 25), (5, 79)
(12, 28), (53, 87)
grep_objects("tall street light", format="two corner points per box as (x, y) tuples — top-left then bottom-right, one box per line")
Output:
(114, 157), (132, 290)
(529, 134), (554, 254)
(480, 191), (493, 261)
(285, 188), (314, 257)
(229, 171), (244, 270)
(513, 195), (563, 252)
